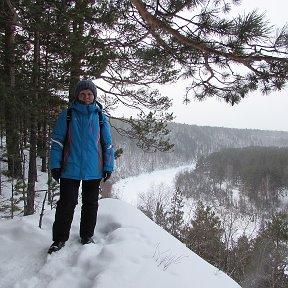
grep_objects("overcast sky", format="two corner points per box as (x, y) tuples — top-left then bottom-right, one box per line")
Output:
(165, 0), (288, 132)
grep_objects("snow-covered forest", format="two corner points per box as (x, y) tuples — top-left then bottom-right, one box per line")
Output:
(111, 131), (288, 287)
(112, 120), (288, 179)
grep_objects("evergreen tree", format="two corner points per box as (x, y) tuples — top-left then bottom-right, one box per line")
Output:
(228, 235), (253, 284)
(155, 201), (168, 230)
(1, 0), (22, 177)
(185, 201), (225, 269)
(166, 187), (185, 241)
(131, 0), (288, 105)
(243, 213), (288, 288)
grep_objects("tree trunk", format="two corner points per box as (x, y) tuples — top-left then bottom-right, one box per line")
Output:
(40, 120), (48, 172)
(25, 29), (40, 215)
(4, 0), (22, 178)
(68, 1), (85, 101)
(25, 119), (37, 215)
(0, 159), (2, 195)
(37, 121), (47, 172)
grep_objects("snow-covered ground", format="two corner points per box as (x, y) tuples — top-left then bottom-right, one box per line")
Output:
(0, 198), (240, 288)
(0, 162), (241, 288)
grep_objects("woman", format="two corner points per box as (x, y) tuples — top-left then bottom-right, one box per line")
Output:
(48, 79), (114, 254)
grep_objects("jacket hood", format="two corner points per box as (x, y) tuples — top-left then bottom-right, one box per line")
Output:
(71, 100), (102, 114)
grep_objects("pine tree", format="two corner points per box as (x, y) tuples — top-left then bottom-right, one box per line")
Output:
(1, 0), (22, 178)
(166, 187), (185, 241)
(185, 201), (225, 269)
(243, 213), (288, 288)
(130, 0), (288, 105)
(155, 202), (168, 230)
(228, 235), (253, 284)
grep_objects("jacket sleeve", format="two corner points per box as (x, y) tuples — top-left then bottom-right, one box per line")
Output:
(101, 113), (114, 172)
(50, 109), (68, 170)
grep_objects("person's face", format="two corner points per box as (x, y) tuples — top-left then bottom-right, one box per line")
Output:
(78, 89), (94, 105)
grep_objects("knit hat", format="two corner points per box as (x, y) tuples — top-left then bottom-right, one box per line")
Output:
(74, 79), (97, 101)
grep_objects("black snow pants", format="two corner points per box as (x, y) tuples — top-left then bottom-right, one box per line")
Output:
(52, 178), (101, 242)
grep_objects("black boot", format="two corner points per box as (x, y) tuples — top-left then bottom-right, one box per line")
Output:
(80, 237), (95, 245)
(48, 241), (65, 254)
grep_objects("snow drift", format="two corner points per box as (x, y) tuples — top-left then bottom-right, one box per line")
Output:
(0, 199), (240, 288)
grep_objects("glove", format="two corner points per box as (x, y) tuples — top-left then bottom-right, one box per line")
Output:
(103, 171), (112, 182)
(51, 168), (61, 183)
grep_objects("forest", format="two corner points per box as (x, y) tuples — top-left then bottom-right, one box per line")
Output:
(175, 146), (288, 213)
(1, 0), (288, 216)
(138, 146), (288, 287)
(2, 125), (288, 287)
(112, 120), (288, 179)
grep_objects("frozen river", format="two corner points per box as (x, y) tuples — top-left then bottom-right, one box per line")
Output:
(112, 164), (195, 206)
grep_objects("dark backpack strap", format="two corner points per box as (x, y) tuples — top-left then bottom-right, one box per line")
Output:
(98, 111), (104, 147)
(66, 107), (72, 125)
(98, 111), (104, 128)
(61, 108), (72, 166)
(65, 107), (72, 144)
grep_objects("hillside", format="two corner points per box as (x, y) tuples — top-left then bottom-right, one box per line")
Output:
(0, 198), (240, 288)
(175, 146), (288, 216)
(1, 122), (288, 287)
(112, 120), (288, 179)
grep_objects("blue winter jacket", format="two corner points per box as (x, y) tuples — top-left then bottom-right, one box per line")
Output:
(50, 100), (114, 180)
